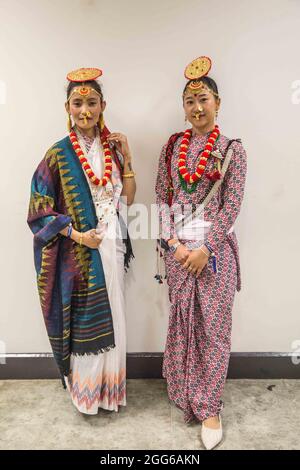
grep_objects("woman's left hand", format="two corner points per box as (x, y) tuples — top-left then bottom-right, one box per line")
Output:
(182, 250), (209, 277)
(107, 132), (131, 160)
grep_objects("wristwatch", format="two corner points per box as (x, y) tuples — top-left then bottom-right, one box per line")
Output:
(169, 241), (181, 254)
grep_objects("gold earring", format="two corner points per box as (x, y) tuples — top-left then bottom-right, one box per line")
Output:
(215, 110), (219, 118)
(185, 115), (187, 123)
(98, 113), (105, 131)
(67, 113), (72, 132)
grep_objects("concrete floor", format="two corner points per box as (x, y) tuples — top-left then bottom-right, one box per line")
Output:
(0, 379), (299, 450)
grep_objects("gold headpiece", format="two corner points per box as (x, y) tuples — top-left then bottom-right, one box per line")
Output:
(67, 67), (102, 82)
(183, 56), (218, 97)
(66, 67), (103, 101)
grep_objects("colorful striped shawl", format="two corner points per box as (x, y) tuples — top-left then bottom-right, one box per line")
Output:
(27, 130), (117, 381)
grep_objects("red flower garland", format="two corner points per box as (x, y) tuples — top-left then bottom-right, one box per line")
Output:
(178, 125), (220, 184)
(69, 130), (112, 186)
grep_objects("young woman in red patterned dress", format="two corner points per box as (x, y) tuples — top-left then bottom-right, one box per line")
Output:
(155, 57), (247, 449)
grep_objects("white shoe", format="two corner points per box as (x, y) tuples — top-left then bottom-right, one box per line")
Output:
(201, 415), (223, 450)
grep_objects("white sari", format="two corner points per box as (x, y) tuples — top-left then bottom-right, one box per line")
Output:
(65, 128), (127, 414)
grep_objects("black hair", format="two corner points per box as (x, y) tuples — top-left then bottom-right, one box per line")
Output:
(183, 76), (219, 99)
(66, 80), (104, 101)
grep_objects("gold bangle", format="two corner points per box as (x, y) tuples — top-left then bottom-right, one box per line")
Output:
(199, 247), (210, 257)
(79, 232), (83, 246)
(123, 172), (136, 178)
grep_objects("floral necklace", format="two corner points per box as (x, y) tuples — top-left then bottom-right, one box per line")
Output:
(69, 129), (113, 187)
(178, 125), (220, 193)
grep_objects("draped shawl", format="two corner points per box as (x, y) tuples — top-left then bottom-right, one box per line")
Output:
(27, 127), (127, 379)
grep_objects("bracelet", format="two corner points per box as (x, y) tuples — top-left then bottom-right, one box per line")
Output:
(204, 242), (214, 254)
(200, 247), (210, 257)
(123, 172), (136, 178)
(67, 223), (73, 238)
(169, 241), (181, 254)
(79, 232), (83, 246)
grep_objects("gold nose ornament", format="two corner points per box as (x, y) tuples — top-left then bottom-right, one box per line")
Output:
(82, 111), (91, 125)
(194, 107), (204, 120)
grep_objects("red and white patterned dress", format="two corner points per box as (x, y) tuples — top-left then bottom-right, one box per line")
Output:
(155, 130), (247, 423)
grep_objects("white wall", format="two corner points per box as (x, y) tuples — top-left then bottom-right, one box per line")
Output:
(0, 0), (299, 354)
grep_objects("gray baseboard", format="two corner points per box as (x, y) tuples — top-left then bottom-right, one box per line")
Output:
(0, 352), (299, 380)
